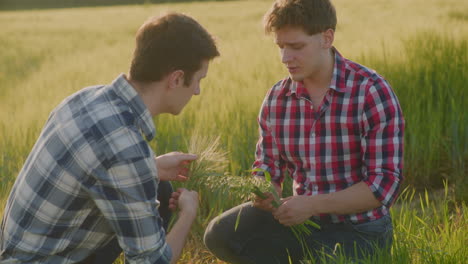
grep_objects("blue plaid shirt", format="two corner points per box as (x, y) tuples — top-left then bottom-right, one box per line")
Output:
(1, 74), (172, 263)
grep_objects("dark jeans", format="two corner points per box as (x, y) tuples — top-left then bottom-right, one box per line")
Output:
(79, 181), (173, 264)
(204, 202), (393, 264)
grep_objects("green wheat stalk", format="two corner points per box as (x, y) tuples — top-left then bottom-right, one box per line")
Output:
(250, 168), (320, 228)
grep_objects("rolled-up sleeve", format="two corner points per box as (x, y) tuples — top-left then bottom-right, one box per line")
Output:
(361, 80), (405, 207)
(252, 93), (285, 185)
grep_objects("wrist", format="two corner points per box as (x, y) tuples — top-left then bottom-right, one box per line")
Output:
(308, 194), (329, 216)
(179, 208), (197, 220)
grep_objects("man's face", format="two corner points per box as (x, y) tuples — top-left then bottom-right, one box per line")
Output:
(274, 26), (328, 82)
(169, 60), (209, 115)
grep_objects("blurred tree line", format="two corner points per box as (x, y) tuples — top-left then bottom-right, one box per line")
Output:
(0, 0), (234, 10)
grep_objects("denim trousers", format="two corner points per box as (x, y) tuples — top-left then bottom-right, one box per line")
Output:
(204, 202), (393, 264)
(78, 181), (173, 264)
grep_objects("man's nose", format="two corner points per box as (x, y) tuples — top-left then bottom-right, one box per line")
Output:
(281, 49), (292, 64)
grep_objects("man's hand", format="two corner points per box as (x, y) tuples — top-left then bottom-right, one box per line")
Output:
(252, 176), (283, 212)
(272, 195), (317, 226)
(170, 188), (198, 218)
(155, 152), (197, 182)
(168, 190), (181, 211)
(252, 192), (277, 212)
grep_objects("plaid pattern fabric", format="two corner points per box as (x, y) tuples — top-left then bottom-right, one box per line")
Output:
(1, 74), (171, 263)
(253, 48), (405, 224)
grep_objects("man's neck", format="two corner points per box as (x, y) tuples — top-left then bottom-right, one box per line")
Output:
(126, 75), (164, 116)
(303, 49), (335, 97)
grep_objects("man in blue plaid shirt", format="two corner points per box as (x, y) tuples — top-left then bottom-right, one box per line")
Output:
(1, 13), (219, 264)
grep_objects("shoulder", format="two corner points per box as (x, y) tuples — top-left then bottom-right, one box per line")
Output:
(263, 78), (291, 104)
(341, 57), (396, 100)
(54, 85), (135, 131)
(345, 58), (386, 84)
(54, 86), (150, 163)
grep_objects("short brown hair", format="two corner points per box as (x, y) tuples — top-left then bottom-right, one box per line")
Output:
(130, 13), (219, 85)
(264, 0), (337, 35)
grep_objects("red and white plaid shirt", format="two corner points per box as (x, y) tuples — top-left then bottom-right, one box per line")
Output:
(253, 48), (404, 224)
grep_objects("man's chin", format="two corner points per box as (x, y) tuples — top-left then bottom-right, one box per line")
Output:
(172, 110), (182, 115)
(165, 108), (183, 115)
(289, 74), (304, 82)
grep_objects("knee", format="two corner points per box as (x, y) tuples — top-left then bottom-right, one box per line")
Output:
(203, 216), (227, 251)
(204, 214), (243, 262)
(204, 203), (259, 260)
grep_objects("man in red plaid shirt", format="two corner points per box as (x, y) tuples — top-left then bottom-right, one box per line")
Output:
(205, 0), (404, 263)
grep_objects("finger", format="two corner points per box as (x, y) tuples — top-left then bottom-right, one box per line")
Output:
(252, 200), (260, 207)
(264, 200), (274, 210)
(253, 195), (268, 202)
(182, 160), (192, 165)
(275, 213), (292, 226)
(189, 190), (199, 199)
(253, 196), (263, 204)
(177, 188), (187, 193)
(258, 196), (274, 208)
(178, 169), (190, 177)
(174, 175), (188, 182)
(179, 167), (189, 174)
(272, 210), (280, 219)
(178, 153), (198, 162)
(273, 205), (286, 218)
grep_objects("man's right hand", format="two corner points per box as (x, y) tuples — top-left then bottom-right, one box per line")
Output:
(252, 177), (282, 212)
(253, 192), (276, 212)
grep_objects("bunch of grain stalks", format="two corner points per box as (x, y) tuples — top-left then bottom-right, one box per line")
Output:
(179, 133), (320, 260)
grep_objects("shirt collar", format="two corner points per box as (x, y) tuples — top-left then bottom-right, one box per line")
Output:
(284, 47), (350, 97)
(329, 47), (349, 93)
(110, 74), (156, 141)
(285, 79), (308, 98)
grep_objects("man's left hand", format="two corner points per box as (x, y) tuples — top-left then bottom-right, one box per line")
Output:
(155, 152), (197, 182)
(272, 195), (316, 226)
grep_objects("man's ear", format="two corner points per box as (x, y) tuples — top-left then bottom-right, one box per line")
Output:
(321, 29), (335, 49)
(168, 70), (185, 89)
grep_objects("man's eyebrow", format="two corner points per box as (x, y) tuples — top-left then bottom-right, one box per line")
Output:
(275, 40), (303, 45)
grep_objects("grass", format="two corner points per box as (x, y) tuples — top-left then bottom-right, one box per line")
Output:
(0, 0), (467, 263)
(173, 136), (468, 264)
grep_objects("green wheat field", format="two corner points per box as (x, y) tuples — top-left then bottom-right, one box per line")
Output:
(1, 0), (467, 263)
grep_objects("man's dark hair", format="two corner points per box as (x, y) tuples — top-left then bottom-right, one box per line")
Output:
(264, 0), (337, 35)
(130, 12), (219, 85)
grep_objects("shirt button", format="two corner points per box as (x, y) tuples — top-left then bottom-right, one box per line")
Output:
(311, 133), (316, 137)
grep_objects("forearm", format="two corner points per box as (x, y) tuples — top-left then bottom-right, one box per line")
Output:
(165, 211), (196, 264)
(312, 181), (382, 215)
